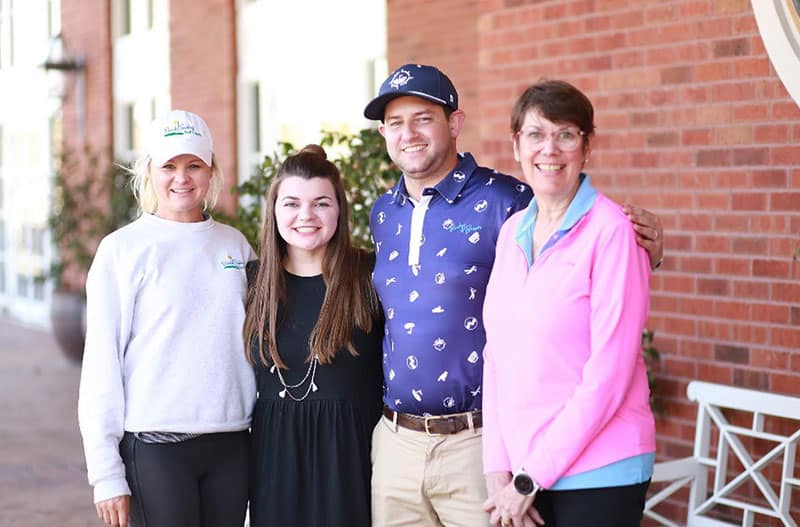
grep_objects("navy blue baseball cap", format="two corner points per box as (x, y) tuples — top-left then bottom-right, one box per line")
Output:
(364, 64), (459, 121)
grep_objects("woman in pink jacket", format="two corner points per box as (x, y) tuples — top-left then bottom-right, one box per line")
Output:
(481, 80), (655, 527)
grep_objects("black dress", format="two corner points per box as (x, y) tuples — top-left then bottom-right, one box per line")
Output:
(249, 272), (384, 527)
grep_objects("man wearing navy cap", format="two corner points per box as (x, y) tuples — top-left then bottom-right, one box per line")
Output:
(364, 64), (663, 526)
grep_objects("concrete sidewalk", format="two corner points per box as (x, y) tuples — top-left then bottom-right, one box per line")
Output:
(0, 318), (98, 526)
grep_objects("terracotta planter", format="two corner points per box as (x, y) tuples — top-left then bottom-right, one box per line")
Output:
(50, 289), (86, 363)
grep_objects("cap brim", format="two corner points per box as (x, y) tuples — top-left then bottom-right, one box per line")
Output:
(364, 92), (453, 121)
(364, 93), (402, 121)
(150, 141), (213, 168)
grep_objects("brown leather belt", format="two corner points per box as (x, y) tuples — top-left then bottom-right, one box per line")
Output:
(383, 406), (482, 436)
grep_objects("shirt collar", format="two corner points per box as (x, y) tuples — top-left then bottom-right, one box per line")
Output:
(514, 173), (598, 267)
(389, 152), (479, 206)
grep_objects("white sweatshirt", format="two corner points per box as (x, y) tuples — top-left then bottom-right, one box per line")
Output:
(78, 213), (257, 503)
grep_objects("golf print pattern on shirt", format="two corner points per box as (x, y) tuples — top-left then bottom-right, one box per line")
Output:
(371, 153), (532, 416)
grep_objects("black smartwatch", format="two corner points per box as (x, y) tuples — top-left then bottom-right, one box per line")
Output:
(512, 469), (541, 496)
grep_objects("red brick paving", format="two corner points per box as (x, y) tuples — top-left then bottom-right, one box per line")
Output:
(0, 319), (98, 526)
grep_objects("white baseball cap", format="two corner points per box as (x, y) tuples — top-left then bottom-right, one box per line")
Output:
(147, 110), (214, 168)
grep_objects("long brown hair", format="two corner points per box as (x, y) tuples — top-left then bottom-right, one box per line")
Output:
(243, 144), (380, 368)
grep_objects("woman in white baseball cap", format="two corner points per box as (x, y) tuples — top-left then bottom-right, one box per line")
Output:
(78, 110), (256, 527)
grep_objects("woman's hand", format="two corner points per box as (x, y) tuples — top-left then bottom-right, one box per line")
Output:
(623, 204), (664, 269)
(485, 471), (512, 501)
(95, 495), (130, 527)
(483, 480), (544, 527)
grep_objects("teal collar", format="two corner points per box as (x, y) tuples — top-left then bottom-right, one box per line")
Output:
(513, 173), (598, 268)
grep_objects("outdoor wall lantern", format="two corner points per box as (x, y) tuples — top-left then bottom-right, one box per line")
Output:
(41, 33), (86, 140)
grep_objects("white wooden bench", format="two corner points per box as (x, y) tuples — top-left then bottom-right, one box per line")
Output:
(644, 381), (800, 527)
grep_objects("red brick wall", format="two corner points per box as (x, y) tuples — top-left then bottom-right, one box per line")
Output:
(389, 0), (800, 467)
(60, 1), (114, 290)
(169, 0), (238, 214)
(60, 2), (113, 157)
(386, 0), (482, 153)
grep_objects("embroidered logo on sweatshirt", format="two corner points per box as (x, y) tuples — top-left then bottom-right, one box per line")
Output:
(221, 255), (245, 270)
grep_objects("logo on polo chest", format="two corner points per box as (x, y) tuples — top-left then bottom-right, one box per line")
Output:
(220, 255), (245, 269)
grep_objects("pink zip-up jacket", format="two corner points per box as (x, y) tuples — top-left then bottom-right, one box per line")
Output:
(481, 189), (655, 489)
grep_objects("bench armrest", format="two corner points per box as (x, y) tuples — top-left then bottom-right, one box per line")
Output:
(652, 457), (701, 482)
(645, 457), (702, 526)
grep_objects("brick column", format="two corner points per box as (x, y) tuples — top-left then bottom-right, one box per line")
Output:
(387, 0), (481, 156)
(169, 0), (238, 214)
(59, 0), (114, 290)
(60, 0), (113, 158)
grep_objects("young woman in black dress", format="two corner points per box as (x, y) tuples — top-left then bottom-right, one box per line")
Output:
(243, 144), (383, 527)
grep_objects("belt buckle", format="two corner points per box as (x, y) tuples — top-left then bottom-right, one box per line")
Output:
(423, 414), (445, 437)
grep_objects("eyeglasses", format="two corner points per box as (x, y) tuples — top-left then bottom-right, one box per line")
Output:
(516, 126), (586, 151)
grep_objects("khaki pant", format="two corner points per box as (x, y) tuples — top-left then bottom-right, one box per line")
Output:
(371, 415), (489, 527)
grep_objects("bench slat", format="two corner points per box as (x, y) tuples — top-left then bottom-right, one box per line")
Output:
(688, 382), (800, 420)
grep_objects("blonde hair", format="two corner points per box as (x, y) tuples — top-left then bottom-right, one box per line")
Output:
(130, 155), (224, 215)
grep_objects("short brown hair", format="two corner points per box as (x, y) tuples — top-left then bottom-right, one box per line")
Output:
(511, 79), (595, 138)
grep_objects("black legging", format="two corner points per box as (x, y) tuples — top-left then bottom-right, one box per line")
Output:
(533, 481), (650, 527)
(120, 431), (249, 527)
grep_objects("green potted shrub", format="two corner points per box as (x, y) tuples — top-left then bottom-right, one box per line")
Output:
(46, 148), (137, 362)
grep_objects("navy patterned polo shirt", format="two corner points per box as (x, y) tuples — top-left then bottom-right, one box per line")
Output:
(371, 152), (532, 416)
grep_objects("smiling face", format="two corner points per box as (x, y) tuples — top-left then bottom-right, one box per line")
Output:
(513, 109), (590, 206)
(152, 154), (212, 222)
(274, 175), (340, 264)
(379, 96), (464, 198)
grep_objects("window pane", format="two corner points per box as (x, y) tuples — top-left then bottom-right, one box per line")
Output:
(0, 2), (5, 70)
(16, 223), (27, 251)
(32, 226), (44, 256)
(124, 103), (135, 151)
(16, 273), (28, 298)
(121, 0), (130, 35)
(250, 82), (261, 154)
(8, 0), (13, 67)
(48, 0), (61, 37)
(33, 277), (44, 300)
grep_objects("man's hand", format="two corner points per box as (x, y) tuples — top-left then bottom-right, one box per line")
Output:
(624, 204), (664, 270)
(95, 495), (130, 527)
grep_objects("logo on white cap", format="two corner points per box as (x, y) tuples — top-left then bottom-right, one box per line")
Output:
(162, 121), (202, 139)
(147, 110), (214, 168)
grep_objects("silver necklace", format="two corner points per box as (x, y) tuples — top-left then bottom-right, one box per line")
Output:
(270, 355), (319, 401)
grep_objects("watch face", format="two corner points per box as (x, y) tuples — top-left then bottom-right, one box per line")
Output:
(514, 473), (535, 495)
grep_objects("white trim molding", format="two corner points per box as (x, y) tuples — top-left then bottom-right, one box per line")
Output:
(752, 0), (800, 107)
